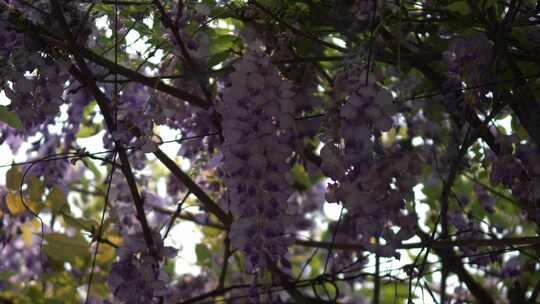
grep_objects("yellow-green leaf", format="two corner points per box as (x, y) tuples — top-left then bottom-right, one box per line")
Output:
(46, 187), (68, 212)
(76, 125), (100, 138)
(107, 234), (123, 247)
(202, 226), (222, 238)
(6, 191), (26, 215)
(6, 166), (23, 191)
(21, 220), (39, 247)
(43, 233), (90, 263)
(96, 243), (116, 264)
(28, 176), (45, 202)
(0, 105), (23, 129)
(62, 212), (98, 232)
(27, 199), (43, 214)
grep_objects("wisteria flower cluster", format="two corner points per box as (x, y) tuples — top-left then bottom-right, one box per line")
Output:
(217, 49), (296, 271)
(0, 1), (539, 303)
(107, 231), (177, 303)
(322, 64), (420, 258)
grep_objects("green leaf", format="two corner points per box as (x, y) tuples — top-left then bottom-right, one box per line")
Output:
(42, 271), (81, 303)
(43, 233), (90, 263)
(46, 187), (69, 212)
(96, 243), (116, 264)
(28, 176), (45, 202)
(76, 101), (99, 138)
(83, 159), (102, 180)
(76, 125), (100, 138)
(382, 282), (414, 303)
(208, 51), (231, 68)
(309, 255), (321, 277)
(6, 166), (22, 191)
(61, 211), (98, 233)
(312, 281), (336, 301)
(209, 34), (238, 55)
(445, 2), (471, 15)
(0, 105), (23, 129)
(291, 163), (311, 191)
(195, 243), (212, 265)
(22, 284), (46, 304)
(202, 226), (222, 238)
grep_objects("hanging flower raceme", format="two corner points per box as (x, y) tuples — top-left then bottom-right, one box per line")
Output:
(321, 63), (420, 258)
(441, 33), (494, 117)
(103, 83), (159, 154)
(1, 52), (69, 133)
(216, 49), (296, 272)
(107, 231), (176, 304)
(490, 136), (540, 209)
(1, 5), (73, 135)
(23, 133), (70, 192)
(107, 173), (178, 303)
(62, 82), (92, 151)
(149, 55), (219, 161)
